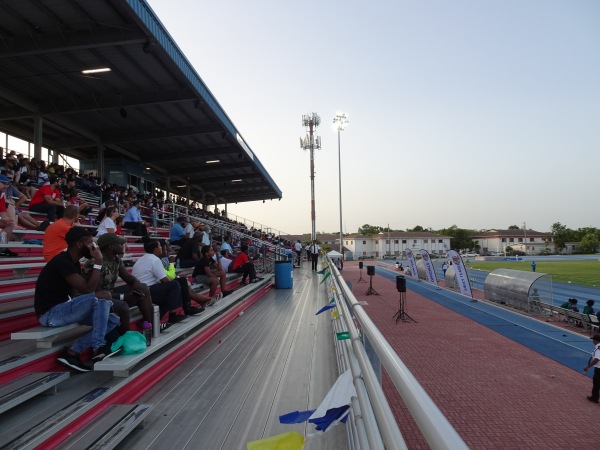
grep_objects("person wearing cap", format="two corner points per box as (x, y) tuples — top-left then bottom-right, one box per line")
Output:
(42, 205), (80, 262)
(0, 173), (17, 256)
(82, 233), (154, 330)
(28, 175), (65, 221)
(123, 199), (148, 236)
(35, 227), (121, 372)
(584, 334), (600, 403)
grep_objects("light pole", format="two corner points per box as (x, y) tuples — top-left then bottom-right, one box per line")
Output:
(333, 112), (348, 255)
(300, 113), (321, 242)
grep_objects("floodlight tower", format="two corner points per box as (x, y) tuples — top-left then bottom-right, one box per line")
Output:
(333, 112), (348, 255)
(300, 113), (321, 242)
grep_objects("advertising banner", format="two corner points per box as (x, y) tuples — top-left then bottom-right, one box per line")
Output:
(418, 249), (438, 285)
(404, 248), (419, 279)
(448, 250), (473, 297)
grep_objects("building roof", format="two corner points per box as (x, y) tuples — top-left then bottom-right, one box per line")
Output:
(472, 229), (551, 238)
(345, 231), (452, 239)
(0, 0), (281, 204)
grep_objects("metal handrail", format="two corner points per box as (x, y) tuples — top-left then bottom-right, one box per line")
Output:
(326, 258), (469, 450)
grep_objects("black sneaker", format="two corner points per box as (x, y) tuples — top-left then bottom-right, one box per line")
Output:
(239, 280), (248, 286)
(160, 321), (173, 332)
(57, 348), (90, 372)
(168, 313), (187, 324)
(184, 306), (204, 316)
(92, 345), (122, 363)
(0, 249), (18, 257)
(37, 220), (51, 232)
(221, 290), (234, 298)
(587, 396), (599, 403)
(251, 277), (264, 283)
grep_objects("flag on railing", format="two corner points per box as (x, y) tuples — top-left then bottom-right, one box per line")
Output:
(279, 369), (355, 433)
(316, 303), (336, 315)
(320, 271), (331, 283)
(246, 431), (304, 450)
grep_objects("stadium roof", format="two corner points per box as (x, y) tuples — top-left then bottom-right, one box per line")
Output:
(0, 0), (282, 204)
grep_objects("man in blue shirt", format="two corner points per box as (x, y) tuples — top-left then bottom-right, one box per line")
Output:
(170, 217), (187, 246)
(123, 199), (148, 236)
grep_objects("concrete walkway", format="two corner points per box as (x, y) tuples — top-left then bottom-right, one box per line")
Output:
(341, 262), (598, 449)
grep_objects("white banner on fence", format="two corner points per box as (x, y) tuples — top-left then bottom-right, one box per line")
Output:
(404, 248), (419, 279)
(448, 250), (473, 298)
(419, 249), (438, 285)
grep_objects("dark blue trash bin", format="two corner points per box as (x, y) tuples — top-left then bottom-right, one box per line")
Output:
(275, 260), (293, 289)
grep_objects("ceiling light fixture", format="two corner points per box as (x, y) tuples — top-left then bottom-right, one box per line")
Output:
(81, 68), (111, 74)
(231, 179), (242, 183)
(206, 160), (220, 164)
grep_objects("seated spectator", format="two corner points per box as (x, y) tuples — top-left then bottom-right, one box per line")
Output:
(34, 227), (121, 372)
(0, 174), (17, 256)
(43, 205), (80, 262)
(131, 240), (198, 323)
(157, 239), (215, 310)
(232, 244), (263, 286)
(82, 233), (154, 331)
(68, 188), (91, 216)
(2, 171), (45, 231)
(183, 219), (196, 239)
(201, 224), (211, 246)
(193, 245), (233, 300)
(220, 235), (236, 259)
(115, 215), (124, 235)
(123, 199), (148, 236)
(169, 216), (187, 246)
(96, 206), (119, 238)
(583, 300), (595, 315)
(29, 175), (65, 221)
(176, 231), (202, 268)
(560, 298), (579, 312)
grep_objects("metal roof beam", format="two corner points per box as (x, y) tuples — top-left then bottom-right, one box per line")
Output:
(54, 124), (223, 149)
(39, 87), (197, 115)
(0, 26), (147, 59)
(144, 146), (238, 163)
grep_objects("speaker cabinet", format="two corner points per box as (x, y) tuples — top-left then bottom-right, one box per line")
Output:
(367, 265), (375, 276)
(358, 261), (364, 269)
(396, 275), (406, 292)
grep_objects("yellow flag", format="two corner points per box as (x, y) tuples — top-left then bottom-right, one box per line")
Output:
(332, 310), (339, 318)
(247, 431), (304, 450)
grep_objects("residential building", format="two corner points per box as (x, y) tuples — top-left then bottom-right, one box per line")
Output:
(471, 229), (554, 255)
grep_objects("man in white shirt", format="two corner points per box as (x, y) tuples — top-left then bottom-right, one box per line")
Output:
(132, 240), (192, 323)
(220, 235), (235, 259)
(584, 334), (600, 403)
(201, 224), (211, 246)
(293, 240), (303, 267)
(309, 240), (321, 271)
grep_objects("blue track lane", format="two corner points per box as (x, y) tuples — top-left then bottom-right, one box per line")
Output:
(376, 265), (594, 378)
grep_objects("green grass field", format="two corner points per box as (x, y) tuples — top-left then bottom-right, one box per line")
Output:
(467, 260), (600, 287)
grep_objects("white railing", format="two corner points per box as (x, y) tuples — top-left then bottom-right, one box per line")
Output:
(325, 257), (468, 450)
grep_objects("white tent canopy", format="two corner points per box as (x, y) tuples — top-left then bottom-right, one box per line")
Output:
(327, 250), (343, 258)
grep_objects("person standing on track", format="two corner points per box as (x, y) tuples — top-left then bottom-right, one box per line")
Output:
(584, 334), (600, 403)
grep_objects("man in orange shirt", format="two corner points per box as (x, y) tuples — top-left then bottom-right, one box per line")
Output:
(29, 175), (64, 221)
(43, 205), (80, 262)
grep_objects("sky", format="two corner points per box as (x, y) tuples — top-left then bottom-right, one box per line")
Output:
(148, 1), (597, 234)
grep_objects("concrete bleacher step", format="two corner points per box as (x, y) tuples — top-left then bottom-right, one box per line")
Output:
(53, 403), (152, 450)
(12, 324), (91, 349)
(0, 371), (69, 414)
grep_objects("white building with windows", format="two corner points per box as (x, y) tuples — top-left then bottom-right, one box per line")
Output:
(471, 229), (554, 255)
(342, 232), (452, 260)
